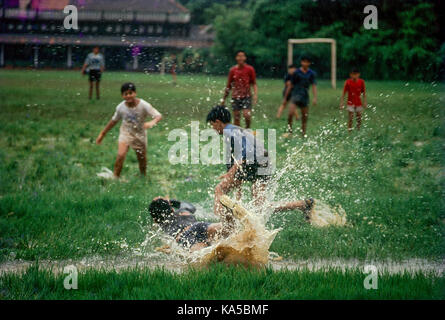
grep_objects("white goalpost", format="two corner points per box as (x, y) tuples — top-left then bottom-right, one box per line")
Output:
(287, 38), (337, 89)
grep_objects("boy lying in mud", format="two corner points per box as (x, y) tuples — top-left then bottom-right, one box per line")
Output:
(149, 196), (315, 252)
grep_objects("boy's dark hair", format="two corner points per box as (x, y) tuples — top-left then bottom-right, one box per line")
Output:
(300, 55), (311, 62)
(288, 64), (297, 69)
(121, 82), (136, 94)
(235, 50), (247, 56)
(149, 198), (173, 223)
(350, 68), (360, 74)
(206, 105), (231, 124)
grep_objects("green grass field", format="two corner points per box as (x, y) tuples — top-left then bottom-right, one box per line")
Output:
(0, 70), (444, 299)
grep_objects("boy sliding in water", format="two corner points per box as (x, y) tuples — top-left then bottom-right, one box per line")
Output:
(276, 64), (298, 120)
(149, 196), (314, 252)
(96, 82), (162, 178)
(340, 68), (366, 131)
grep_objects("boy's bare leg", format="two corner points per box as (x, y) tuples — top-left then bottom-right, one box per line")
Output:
(356, 111), (362, 130)
(134, 146), (147, 176)
(251, 180), (266, 208)
(348, 111), (354, 132)
(301, 106), (309, 136)
(273, 198), (315, 221)
(114, 141), (129, 177)
(273, 200), (307, 212)
(88, 81), (93, 100)
(95, 81), (100, 100)
(277, 103), (286, 118)
(235, 186), (242, 201)
(190, 242), (207, 252)
(214, 168), (242, 220)
(287, 103), (297, 132)
(243, 108), (251, 129)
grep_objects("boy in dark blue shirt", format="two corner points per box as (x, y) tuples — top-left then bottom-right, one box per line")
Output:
(282, 56), (317, 137)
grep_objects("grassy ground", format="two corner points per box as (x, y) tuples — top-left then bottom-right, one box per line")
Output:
(0, 70), (444, 299)
(1, 264), (443, 300)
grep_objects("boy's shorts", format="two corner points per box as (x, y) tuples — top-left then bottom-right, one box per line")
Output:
(118, 132), (147, 150)
(89, 70), (102, 82)
(347, 105), (363, 113)
(290, 93), (309, 108)
(232, 97), (252, 111)
(177, 222), (211, 247)
(233, 162), (270, 183)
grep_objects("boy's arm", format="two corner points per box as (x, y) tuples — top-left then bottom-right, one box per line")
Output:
(143, 105), (163, 129)
(340, 81), (347, 109)
(251, 68), (258, 105)
(100, 55), (105, 73)
(312, 84), (317, 105)
(96, 120), (117, 145)
(282, 81), (293, 104)
(362, 82), (367, 108)
(143, 114), (162, 129)
(81, 55), (89, 74)
(221, 70), (233, 105)
(81, 63), (88, 74)
(252, 83), (258, 105)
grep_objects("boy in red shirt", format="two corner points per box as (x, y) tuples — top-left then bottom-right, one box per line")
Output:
(340, 68), (366, 131)
(221, 50), (258, 129)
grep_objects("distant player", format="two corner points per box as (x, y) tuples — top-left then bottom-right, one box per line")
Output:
(339, 68), (366, 131)
(282, 56), (317, 137)
(276, 64), (299, 120)
(96, 82), (162, 178)
(221, 50), (257, 129)
(81, 46), (105, 100)
(169, 53), (178, 85)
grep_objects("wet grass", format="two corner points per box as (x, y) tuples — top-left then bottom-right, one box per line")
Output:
(0, 263), (443, 300)
(0, 70), (443, 264)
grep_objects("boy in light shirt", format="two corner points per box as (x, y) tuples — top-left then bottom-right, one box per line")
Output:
(96, 82), (162, 178)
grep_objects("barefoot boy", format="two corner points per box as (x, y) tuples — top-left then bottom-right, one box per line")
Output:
(206, 106), (268, 217)
(276, 64), (298, 120)
(282, 56), (317, 137)
(96, 82), (162, 178)
(81, 46), (105, 100)
(340, 68), (366, 131)
(221, 50), (258, 129)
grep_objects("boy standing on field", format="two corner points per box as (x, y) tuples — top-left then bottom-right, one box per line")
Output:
(221, 50), (258, 129)
(340, 69), (366, 131)
(282, 56), (317, 137)
(81, 46), (105, 100)
(96, 83), (162, 178)
(276, 64), (299, 120)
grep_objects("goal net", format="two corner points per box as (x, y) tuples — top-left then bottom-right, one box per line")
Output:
(287, 38), (337, 89)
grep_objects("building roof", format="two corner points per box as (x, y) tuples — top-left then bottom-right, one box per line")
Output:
(6, 0), (189, 14)
(74, 0), (188, 14)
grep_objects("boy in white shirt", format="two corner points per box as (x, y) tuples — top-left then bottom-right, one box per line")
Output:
(96, 83), (162, 178)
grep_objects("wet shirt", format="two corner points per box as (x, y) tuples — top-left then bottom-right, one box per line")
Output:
(343, 78), (365, 106)
(226, 64), (256, 99)
(290, 68), (316, 97)
(223, 124), (266, 170)
(159, 213), (197, 237)
(84, 53), (105, 70)
(111, 99), (161, 148)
